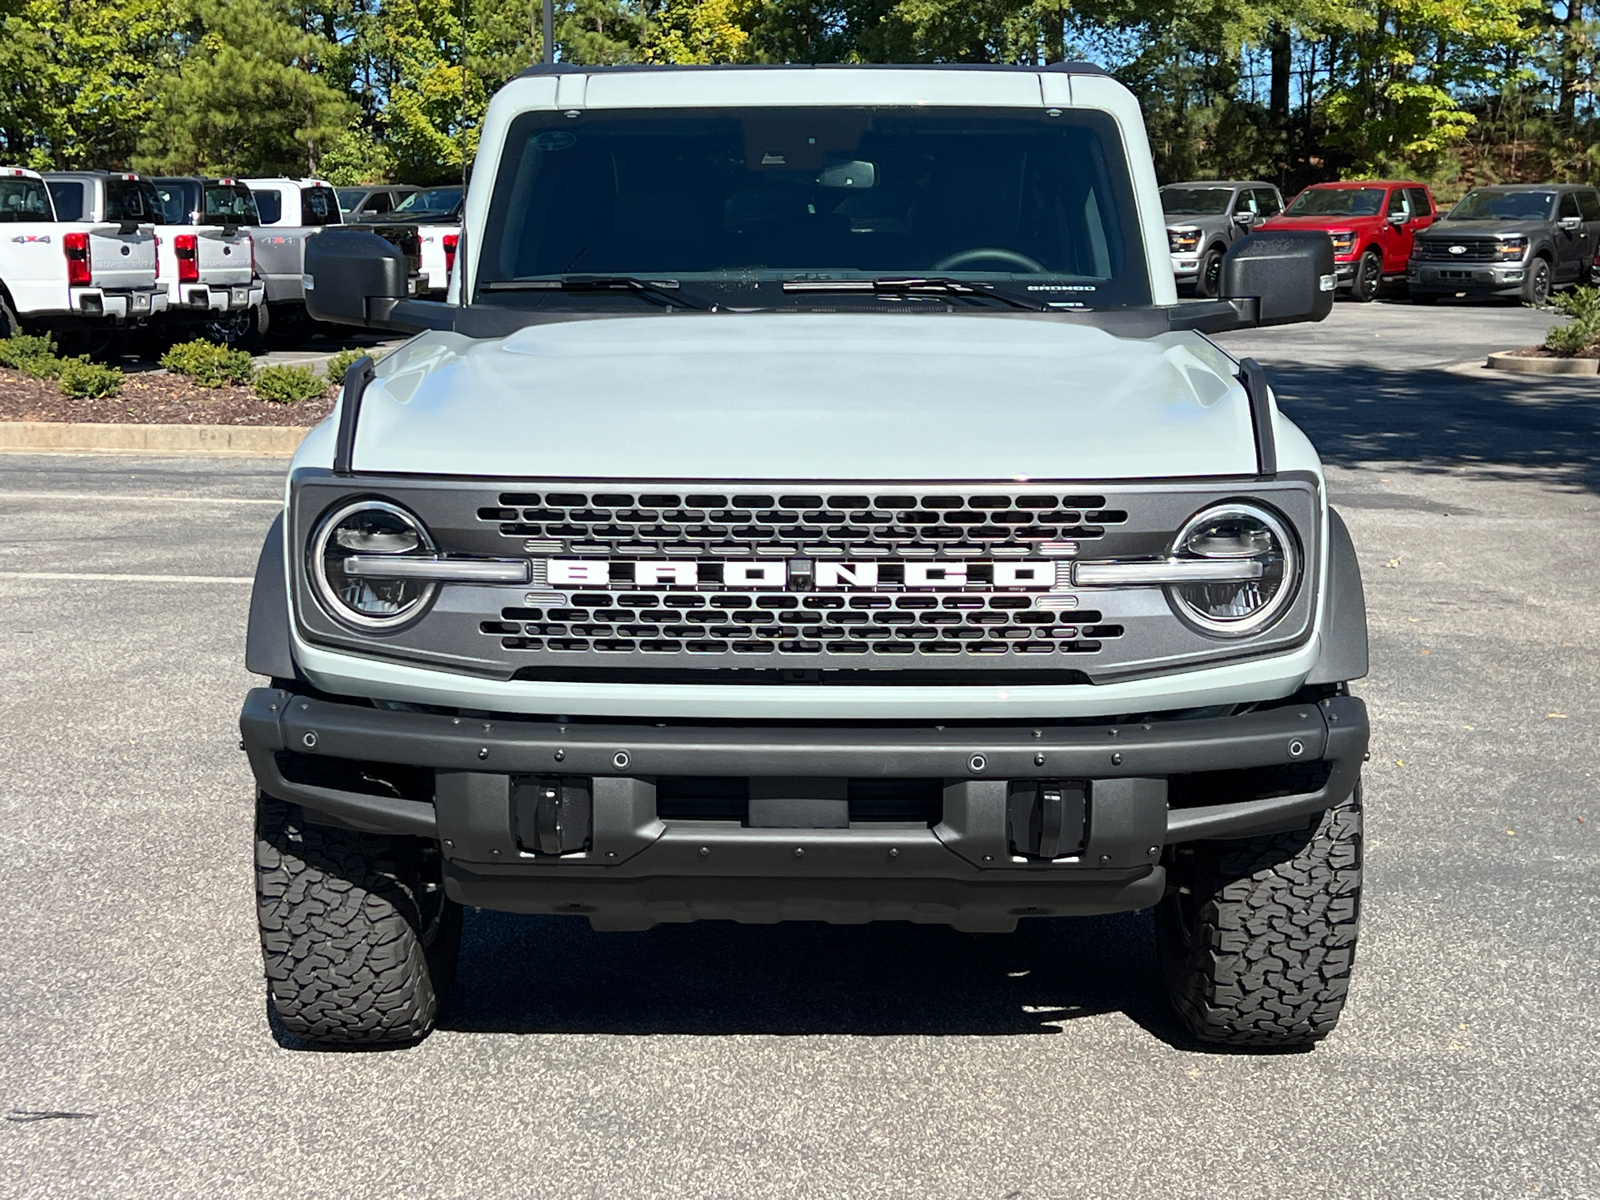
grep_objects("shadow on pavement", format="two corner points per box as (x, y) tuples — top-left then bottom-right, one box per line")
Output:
(1270, 364), (1600, 492)
(441, 908), (1205, 1048)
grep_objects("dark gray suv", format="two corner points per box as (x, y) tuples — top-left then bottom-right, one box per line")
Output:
(1408, 184), (1600, 304)
(1161, 181), (1284, 296)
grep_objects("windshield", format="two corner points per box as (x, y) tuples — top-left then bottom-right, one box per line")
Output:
(0, 178), (53, 222)
(1285, 187), (1385, 217)
(1447, 190), (1556, 221)
(203, 184), (260, 225)
(394, 187), (463, 220)
(478, 107), (1149, 308)
(300, 186), (341, 225)
(1161, 187), (1232, 216)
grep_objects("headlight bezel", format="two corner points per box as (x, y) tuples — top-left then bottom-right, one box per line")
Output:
(308, 498), (440, 632)
(1165, 501), (1302, 638)
(1168, 227), (1203, 253)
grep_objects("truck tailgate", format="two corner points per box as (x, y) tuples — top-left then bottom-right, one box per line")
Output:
(87, 225), (157, 290)
(195, 228), (253, 285)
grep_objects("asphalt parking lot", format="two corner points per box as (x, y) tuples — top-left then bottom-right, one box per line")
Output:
(1, 298), (1597, 1199)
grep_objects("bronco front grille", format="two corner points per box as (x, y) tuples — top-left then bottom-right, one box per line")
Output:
(478, 490), (1127, 558)
(483, 595), (1123, 658)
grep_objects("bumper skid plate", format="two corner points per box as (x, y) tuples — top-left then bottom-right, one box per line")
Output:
(240, 688), (1368, 931)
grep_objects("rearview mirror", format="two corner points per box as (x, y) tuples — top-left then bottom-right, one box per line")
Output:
(817, 160), (876, 189)
(1221, 230), (1335, 327)
(304, 229), (408, 327)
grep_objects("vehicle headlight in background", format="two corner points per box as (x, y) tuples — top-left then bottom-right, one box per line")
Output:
(1494, 237), (1528, 261)
(1329, 230), (1357, 257)
(1168, 503), (1300, 636)
(1168, 228), (1202, 253)
(310, 499), (438, 629)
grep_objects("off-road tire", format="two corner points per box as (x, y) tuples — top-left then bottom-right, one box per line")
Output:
(255, 794), (461, 1048)
(1196, 247), (1224, 298)
(1522, 256), (1552, 306)
(1352, 250), (1382, 302)
(0, 291), (21, 340)
(1156, 784), (1362, 1049)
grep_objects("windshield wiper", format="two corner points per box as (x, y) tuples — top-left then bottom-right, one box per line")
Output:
(781, 276), (1045, 310)
(482, 275), (704, 310)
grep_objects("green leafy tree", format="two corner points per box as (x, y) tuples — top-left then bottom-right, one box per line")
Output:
(135, 0), (355, 176)
(0, 0), (179, 168)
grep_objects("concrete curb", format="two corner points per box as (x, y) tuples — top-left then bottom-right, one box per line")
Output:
(0, 421), (310, 456)
(1485, 351), (1598, 376)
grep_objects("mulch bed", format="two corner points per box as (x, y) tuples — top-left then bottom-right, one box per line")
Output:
(0, 366), (335, 426)
(1498, 345), (1600, 359)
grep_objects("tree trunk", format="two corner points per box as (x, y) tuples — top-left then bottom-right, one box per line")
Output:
(1269, 23), (1291, 122)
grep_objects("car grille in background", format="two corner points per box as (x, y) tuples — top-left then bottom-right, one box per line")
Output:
(473, 490), (1129, 659)
(478, 490), (1127, 557)
(1416, 240), (1501, 262)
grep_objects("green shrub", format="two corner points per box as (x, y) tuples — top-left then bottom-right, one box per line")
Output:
(56, 356), (123, 399)
(323, 346), (383, 387)
(160, 338), (254, 387)
(0, 333), (64, 379)
(1542, 286), (1600, 355)
(253, 363), (327, 404)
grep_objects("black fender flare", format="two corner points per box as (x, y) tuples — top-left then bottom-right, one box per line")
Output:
(245, 513), (296, 680)
(1306, 506), (1368, 685)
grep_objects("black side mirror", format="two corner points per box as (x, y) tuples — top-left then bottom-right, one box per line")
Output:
(1220, 230), (1335, 327)
(304, 229), (408, 327)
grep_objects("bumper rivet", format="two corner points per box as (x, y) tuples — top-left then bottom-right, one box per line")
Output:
(1099, 854), (1111, 864)
(613, 750), (631, 770)
(478, 747), (489, 760)
(443, 839), (454, 849)
(1111, 752), (1122, 766)
(1288, 739), (1305, 758)
(607, 851), (617, 858)
(554, 749), (565, 762)
(1034, 752), (1046, 767)
(968, 753), (987, 773)
(793, 847), (805, 858)
(888, 848), (899, 859)
(1147, 846), (1159, 856)
(490, 848), (500, 856)
(698, 846), (709, 858)
(302, 731), (317, 749)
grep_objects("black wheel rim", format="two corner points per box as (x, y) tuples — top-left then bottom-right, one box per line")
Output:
(1360, 257), (1379, 300)
(1203, 253), (1222, 295)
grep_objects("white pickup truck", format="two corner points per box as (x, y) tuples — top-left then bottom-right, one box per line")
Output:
(145, 176), (266, 346)
(0, 166), (165, 350)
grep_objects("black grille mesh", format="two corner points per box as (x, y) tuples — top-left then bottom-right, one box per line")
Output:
(1415, 240), (1503, 262)
(479, 490), (1127, 557)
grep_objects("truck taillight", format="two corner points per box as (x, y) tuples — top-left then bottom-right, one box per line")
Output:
(63, 231), (91, 288)
(175, 234), (199, 283)
(153, 235), (160, 281)
(247, 235), (256, 277)
(443, 233), (458, 274)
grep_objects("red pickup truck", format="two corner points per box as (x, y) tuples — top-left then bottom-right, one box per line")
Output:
(1258, 181), (1438, 301)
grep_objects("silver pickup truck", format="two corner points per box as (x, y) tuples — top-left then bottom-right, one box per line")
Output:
(242, 63), (1362, 1053)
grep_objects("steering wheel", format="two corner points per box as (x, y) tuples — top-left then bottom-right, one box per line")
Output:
(931, 247), (1048, 273)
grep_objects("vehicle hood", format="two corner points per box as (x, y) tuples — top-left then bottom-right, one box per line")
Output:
(1165, 215), (1230, 235)
(1260, 214), (1380, 232)
(347, 313), (1260, 481)
(1417, 219), (1547, 239)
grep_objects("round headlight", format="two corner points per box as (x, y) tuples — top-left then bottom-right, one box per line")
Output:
(1168, 503), (1299, 636)
(310, 500), (437, 630)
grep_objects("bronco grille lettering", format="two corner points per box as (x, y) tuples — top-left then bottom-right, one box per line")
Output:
(546, 559), (1057, 590)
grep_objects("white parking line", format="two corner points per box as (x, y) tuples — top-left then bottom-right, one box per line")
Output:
(0, 492), (280, 505)
(0, 572), (254, 584)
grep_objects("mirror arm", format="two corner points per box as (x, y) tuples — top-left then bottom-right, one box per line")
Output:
(1166, 296), (1259, 334)
(368, 297), (458, 332)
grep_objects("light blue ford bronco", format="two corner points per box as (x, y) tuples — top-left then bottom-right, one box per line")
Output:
(240, 62), (1365, 1050)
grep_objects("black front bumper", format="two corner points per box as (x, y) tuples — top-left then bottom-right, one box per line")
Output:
(240, 688), (1368, 931)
